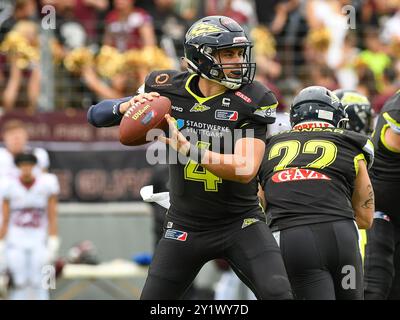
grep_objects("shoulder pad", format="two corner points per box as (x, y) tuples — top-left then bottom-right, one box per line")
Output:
(345, 131), (374, 169)
(238, 81), (278, 124)
(382, 111), (400, 134)
(145, 70), (189, 93)
(42, 173), (60, 194)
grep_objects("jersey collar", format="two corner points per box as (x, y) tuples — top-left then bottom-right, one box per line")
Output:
(185, 74), (226, 105)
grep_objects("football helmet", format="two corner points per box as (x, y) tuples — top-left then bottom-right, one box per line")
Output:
(67, 240), (99, 265)
(290, 86), (348, 128)
(333, 89), (373, 135)
(184, 15), (255, 90)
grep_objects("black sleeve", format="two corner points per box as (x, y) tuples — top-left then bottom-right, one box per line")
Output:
(345, 131), (375, 169)
(239, 90), (278, 141)
(87, 96), (132, 127)
(257, 152), (269, 189)
(250, 89), (278, 125)
(240, 122), (268, 141)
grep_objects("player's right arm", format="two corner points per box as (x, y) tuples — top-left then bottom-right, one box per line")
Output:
(87, 92), (160, 128)
(352, 159), (374, 229)
(0, 199), (10, 240)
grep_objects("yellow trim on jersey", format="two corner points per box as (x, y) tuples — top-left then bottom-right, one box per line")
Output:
(185, 74), (226, 104)
(383, 112), (400, 129)
(353, 153), (366, 176)
(359, 229), (367, 262)
(380, 123), (400, 153)
(240, 122), (250, 128)
(370, 129), (375, 139)
(257, 102), (278, 111)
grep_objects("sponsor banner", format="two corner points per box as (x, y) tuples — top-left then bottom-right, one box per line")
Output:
(0, 110), (119, 142)
(48, 149), (153, 202)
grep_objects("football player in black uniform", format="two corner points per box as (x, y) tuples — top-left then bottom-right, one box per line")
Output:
(258, 86), (375, 299)
(333, 89), (374, 136)
(333, 89), (374, 260)
(87, 16), (292, 300)
(363, 90), (400, 299)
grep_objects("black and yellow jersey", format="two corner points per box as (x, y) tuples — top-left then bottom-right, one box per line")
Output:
(144, 70), (277, 228)
(370, 91), (400, 221)
(258, 126), (374, 232)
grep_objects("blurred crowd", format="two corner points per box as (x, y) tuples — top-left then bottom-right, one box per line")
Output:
(0, 0), (400, 114)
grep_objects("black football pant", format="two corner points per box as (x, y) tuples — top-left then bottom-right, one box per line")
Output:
(140, 218), (293, 300)
(276, 219), (363, 300)
(364, 217), (400, 299)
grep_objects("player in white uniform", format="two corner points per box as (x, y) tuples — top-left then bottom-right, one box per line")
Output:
(0, 120), (49, 237)
(0, 153), (60, 300)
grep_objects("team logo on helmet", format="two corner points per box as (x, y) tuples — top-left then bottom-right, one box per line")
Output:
(186, 23), (226, 41)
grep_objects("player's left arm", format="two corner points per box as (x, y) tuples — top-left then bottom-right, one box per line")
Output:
(352, 159), (374, 229)
(200, 136), (266, 184)
(46, 174), (61, 261)
(160, 114), (266, 183)
(257, 183), (267, 210)
(87, 91), (160, 128)
(47, 195), (58, 237)
(0, 199), (9, 266)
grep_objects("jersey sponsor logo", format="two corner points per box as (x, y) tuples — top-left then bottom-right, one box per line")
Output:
(176, 119), (185, 130)
(155, 73), (170, 85)
(222, 97), (231, 108)
(171, 105), (184, 113)
(215, 110), (238, 121)
(190, 103), (210, 112)
(164, 229), (188, 241)
(184, 120), (230, 132)
(235, 91), (252, 103)
(241, 218), (259, 229)
(141, 110), (156, 125)
(271, 168), (331, 183)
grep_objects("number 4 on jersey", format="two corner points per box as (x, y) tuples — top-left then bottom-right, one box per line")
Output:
(184, 142), (222, 192)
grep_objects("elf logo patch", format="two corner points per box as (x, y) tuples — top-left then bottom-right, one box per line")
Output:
(215, 110), (238, 121)
(272, 168), (331, 183)
(165, 229), (188, 241)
